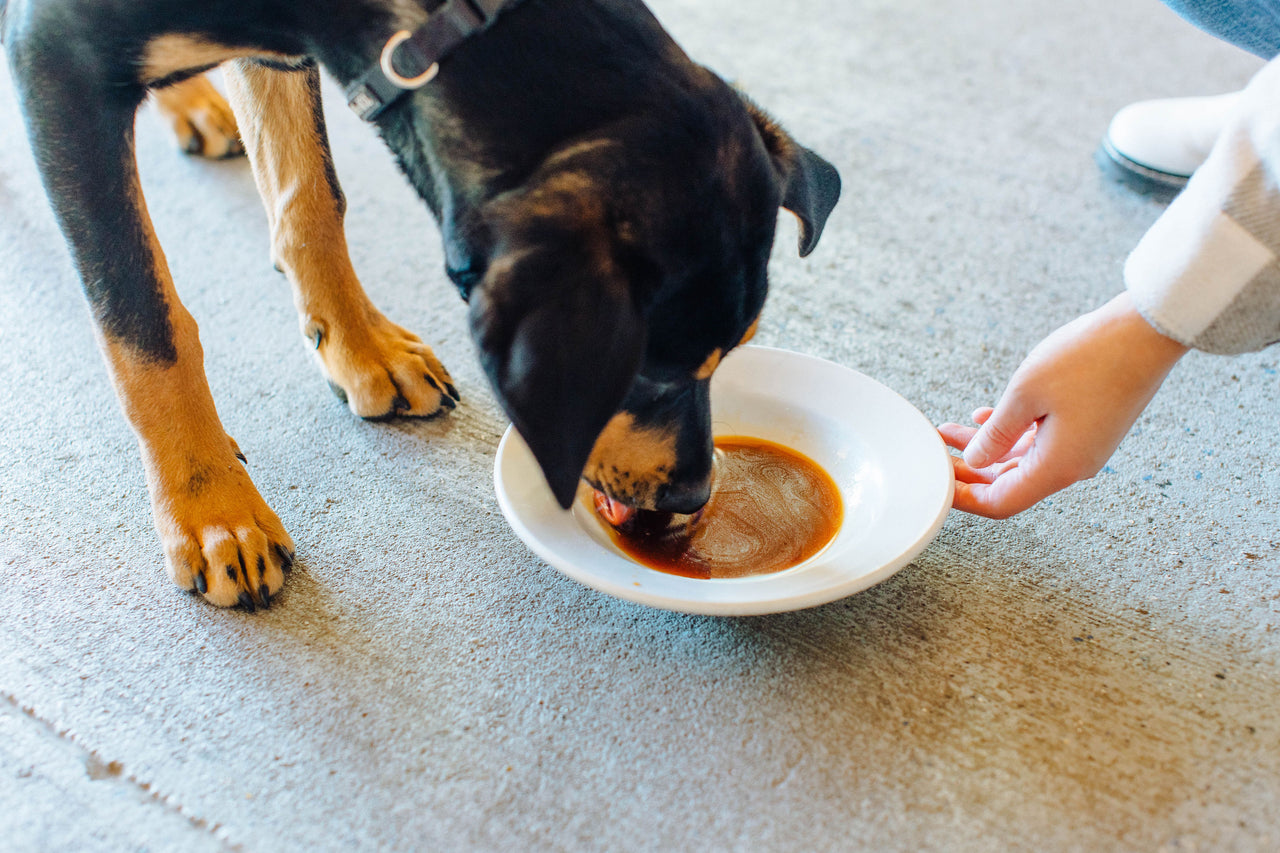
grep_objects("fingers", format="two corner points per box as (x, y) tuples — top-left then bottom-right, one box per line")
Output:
(947, 414), (1079, 518)
(939, 418), (1035, 466)
(949, 454), (1019, 486)
(941, 409), (1057, 519)
(963, 395), (1042, 469)
(937, 422), (978, 453)
(950, 463), (1057, 519)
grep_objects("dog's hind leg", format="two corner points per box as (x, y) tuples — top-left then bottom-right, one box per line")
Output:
(223, 59), (459, 419)
(150, 73), (244, 160)
(6, 34), (293, 609)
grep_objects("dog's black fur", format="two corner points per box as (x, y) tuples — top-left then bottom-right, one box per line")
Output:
(2, 0), (839, 603)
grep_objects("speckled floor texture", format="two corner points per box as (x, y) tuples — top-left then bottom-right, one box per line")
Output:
(3, 1), (1279, 850)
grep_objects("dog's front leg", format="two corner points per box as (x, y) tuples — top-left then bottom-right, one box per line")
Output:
(223, 59), (459, 419)
(7, 47), (293, 609)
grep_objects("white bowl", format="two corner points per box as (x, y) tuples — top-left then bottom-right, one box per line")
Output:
(493, 346), (954, 615)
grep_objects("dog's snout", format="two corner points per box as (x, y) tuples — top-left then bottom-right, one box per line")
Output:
(655, 476), (712, 515)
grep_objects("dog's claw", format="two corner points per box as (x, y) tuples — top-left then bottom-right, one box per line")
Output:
(444, 382), (460, 402)
(306, 308), (455, 419)
(275, 543), (295, 571)
(237, 591), (256, 612)
(420, 374), (457, 409)
(257, 584), (271, 609)
(194, 570), (208, 594)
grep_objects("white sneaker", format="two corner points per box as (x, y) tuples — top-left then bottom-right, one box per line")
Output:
(1098, 91), (1241, 197)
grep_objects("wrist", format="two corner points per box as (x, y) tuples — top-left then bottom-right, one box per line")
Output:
(1098, 292), (1190, 373)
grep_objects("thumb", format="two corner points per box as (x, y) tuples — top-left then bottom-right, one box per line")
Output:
(963, 393), (1040, 469)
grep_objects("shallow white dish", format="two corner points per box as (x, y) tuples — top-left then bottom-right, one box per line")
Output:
(493, 345), (954, 616)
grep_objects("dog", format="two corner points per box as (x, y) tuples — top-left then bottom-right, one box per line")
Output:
(1, 0), (840, 609)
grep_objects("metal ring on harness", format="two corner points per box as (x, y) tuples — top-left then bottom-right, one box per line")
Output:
(380, 30), (440, 89)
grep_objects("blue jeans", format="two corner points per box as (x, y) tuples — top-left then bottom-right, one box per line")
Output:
(1164, 0), (1280, 57)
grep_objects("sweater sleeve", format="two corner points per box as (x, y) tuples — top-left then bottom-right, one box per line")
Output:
(1124, 57), (1280, 355)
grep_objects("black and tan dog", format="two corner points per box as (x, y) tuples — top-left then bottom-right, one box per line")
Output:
(1, 0), (840, 608)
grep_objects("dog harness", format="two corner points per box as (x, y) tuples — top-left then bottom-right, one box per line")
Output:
(346, 0), (518, 121)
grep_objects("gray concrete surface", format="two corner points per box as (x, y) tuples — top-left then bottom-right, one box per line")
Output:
(2, 0), (1279, 850)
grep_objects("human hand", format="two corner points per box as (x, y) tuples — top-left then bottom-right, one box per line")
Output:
(938, 292), (1189, 518)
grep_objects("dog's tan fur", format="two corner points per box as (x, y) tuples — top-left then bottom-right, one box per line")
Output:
(101, 163), (292, 607)
(140, 35), (292, 83)
(150, 74), (245, 159)
(222, 60), (456, 418)
(693, 349), (722, 382)
(115, 61), (453, 606)
(583, 413), (679, 507)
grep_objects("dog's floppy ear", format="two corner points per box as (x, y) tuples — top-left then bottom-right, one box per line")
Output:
(470, 234), (646, 509)
(743, 99), (842, 257)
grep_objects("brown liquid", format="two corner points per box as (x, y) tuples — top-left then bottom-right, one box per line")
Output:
(602, 437), (842, 579)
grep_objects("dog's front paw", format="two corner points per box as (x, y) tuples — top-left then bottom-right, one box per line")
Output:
(305, 313), (460, 420)
(150, 75), (245, 160)
(151, 445), (295, 610)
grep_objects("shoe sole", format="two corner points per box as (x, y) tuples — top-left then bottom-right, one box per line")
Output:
(1095, 136), (1189, 202)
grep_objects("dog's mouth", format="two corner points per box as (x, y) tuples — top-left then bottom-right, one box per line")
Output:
(592, 490), (637, 527)
(591, 489), (705, 537)
(589, 448), (720, 533)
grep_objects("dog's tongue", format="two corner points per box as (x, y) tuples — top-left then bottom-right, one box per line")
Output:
(593, 490), (636, 527)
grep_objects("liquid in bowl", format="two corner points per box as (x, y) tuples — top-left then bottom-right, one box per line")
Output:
(593, 436), (842, 579)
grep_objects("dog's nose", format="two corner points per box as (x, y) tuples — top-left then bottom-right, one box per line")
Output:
(655, 477), (712, 515)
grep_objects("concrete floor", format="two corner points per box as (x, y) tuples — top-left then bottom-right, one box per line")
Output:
(3, 0), (1279, 850)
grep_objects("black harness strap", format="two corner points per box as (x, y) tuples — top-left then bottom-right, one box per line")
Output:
(346, 0), (515, 121)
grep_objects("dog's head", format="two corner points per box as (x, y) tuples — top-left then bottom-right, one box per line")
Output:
(360, 2), (840, 513)
(469, 80), (839, 512)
